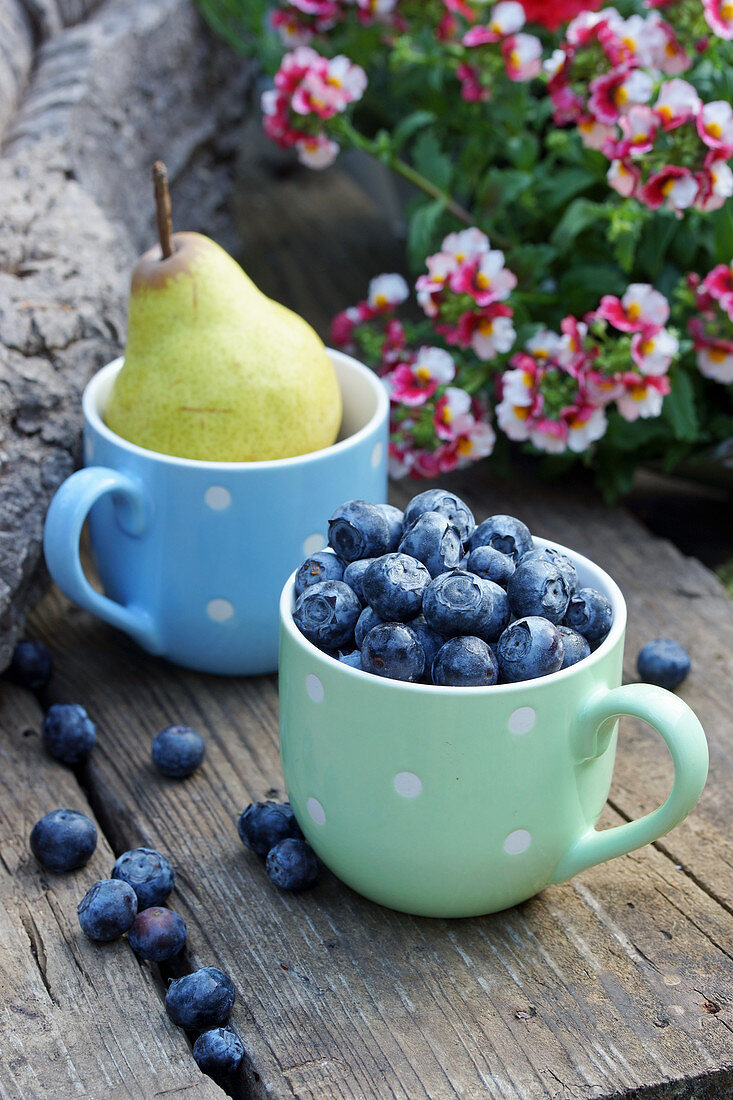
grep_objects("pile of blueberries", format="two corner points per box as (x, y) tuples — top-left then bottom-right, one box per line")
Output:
(292, 489), (614, 686)
(237, 800), (318, 892)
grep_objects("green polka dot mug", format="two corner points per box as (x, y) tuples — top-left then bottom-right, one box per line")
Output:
(278, 542), (708, 917)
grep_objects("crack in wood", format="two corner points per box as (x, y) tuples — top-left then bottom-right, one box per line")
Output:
(18, 903), (55, 1006)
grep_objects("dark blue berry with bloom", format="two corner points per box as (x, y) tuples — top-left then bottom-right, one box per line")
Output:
(30, 809), (97, 873)
(165, 967), (236, 1031)
(152, 725), (206, 778)
(111, 847), (175, 909)
(77, 879), (137, 941)
(328, 500), (391, 561)
(557, 626), (592, 668)
(466, 545), (515, 587)
(564, 587), (613, 647)
(342, 558), (374, 603)
(129, 907), (187, 961)
(238, 801), (304, 858)
(193, 1026), (244, 1079)
(508, 559), (571, 624)
(403, 489), (475, 543)
(398, 511), (462, 578)
(361, 622), (425, 682)
(362, 553), (430, 622)
(432, 636), (498, 687)
(293, 579), (361, 650)
(637, 639), (690, 689)
(6, 639), (53, 691)
(265, 837), (318, 891)
(497, 616), (565, 681)
(468, 515), (533, 561)
(294, 551), (344, 596)
(42, 703), (96, 766)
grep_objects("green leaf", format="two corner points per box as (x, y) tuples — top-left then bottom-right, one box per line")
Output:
(550, 199), (608, 252)
(662, 368), (699, 441)
(411, 129), (453, 191)
(392, 110), (436, 152)
(407, 198), (445, 266)
(536, 168), (597, 212)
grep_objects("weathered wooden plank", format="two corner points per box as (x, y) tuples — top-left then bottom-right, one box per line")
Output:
(26, 577), (733, 1099)
(0, 681), (226, 1100)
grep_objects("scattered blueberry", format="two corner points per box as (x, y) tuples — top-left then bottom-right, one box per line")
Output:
(294, 551), (344, 597)
(564, 587), (613, 647)
(128, 907), (187, 961)
(497, 617), (565, 682)
(354, 605), (385, 648)
(293, 579), (361, 651)
(165, 967), (236, 1031)
(238, 801), (304, 858)
(42, 703), (97, 766)
(362, 554), (430, 622)
(361, 623), (425, 682)
(77, 879), (137, 942)
(508, 559), (571, 624)
(152, 725), (206, 779)
(557, 626), (592, 669)
(328, 500), (391, 562)
(342, 558), (374, 604)
(30, 809), (97, 873)
(403, 489), (475, 543)
(520, 546), (577, 593)
(193, 1026), (244, 1080)
(376, 503), (405, 551)
(265, 837), (319, 891)
(466, 545), (515, 588)
(468, 515), (533, 561)
(409, 616), (444, 674)
(422, 570), (497, 640)
(6, 639), (53, 691)
(432, 636), (498, 687)
(338, 650), (363, 670)
(637, 639), (691, 689)
(398, 511), (462, 578)
(111, 847), (175, 909)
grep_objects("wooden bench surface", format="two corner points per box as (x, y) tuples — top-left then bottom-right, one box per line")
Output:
(1, 162), (732, 1100)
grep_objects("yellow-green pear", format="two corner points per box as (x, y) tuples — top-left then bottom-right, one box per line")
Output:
(105, 165), (341, 461)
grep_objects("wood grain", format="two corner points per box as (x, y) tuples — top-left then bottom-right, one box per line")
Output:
(0, 681), (225, 1099)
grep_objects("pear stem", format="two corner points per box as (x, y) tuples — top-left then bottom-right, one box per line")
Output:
(152, 160), (174, 259)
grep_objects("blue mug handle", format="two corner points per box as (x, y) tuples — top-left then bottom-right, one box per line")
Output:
(43, 467), (161, 651)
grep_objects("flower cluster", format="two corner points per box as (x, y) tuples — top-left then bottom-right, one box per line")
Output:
(496, 284), (677, 453)
(687, 262), (733, 384)
(270, 0), (401, 47)
(458, 2), (544, 95)
(545, 7), (733, 213)
(262, 46), (367, 168)
(519, 0), (602, 30)
(415, 228), (517, 361)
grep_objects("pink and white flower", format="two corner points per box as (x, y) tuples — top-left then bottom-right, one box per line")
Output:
(588, 67), (653, 125)
(434, 386), (474, 440)
(607, 158), (641, 197)
(502, 33), (543, 81)
(465, 308), (517, 360)
(596, 284), (670, 332)
(615, 375), (670, 420)
(653, 79), (701, 131)
(463, 1), (526, 45)
(449, 249), (517, 305)
(702, 262), (733, 313)
(610, 105), (659, 157)
(578, 116), (618, 151)
(640, 165), (699, 212)
(703, 0), (733, 39)
(697, 101), (733, 156)
(566, 405), (609, 452)
(367, 273), (409, 311)
(386, 346), (456, 406)
(630, 328), (679, 375)
(441, 227), (491, 263)
(696, 340), (733, 383)
(695, 160), (733, 212)
(297, 133), (340, 167)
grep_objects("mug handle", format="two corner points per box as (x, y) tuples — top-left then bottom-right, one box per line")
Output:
(43, 467), (161, 652)
(550, 683), (708, 883)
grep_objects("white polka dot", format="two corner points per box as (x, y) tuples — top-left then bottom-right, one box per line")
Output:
(307, 797), (326, 825)
(504, 829), (531, 855)
(207, 598), (234, 622)
(393, 772), (422, 798)
(303, 532), (326, 556)
(371, 441), (383, 469)
(306, 674), (324, 703)
(205, 486), (231, 510)
(508, 707), (536, 735)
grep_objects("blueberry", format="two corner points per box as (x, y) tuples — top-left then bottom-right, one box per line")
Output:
(422, 570), (505, 641)
(338, 650), (363, 670)
(6, 639), (53, 691)
(111, 847), (175, 909)
(265, 837), (318, 891)
(30, 809), (97, 873)
(42, 703), (97, 766)
(328, 500), (391, 562)
(398, 512), (462, 578)
(342, 558), (374, 603)
(637, 639), (690, 689)
(362, 554), (430, 622)
(294, 551), (344, 597)
(376, 504), (405, 551)
(507, 559), (571, 624)
(361, 623), (425, 682)
(432, 636), (498, 687)
(193, 1026), (244, 1079)
(165, 967), (236, 1031)
(557, 626), (591, 669)
(520, 546), (577, 593)
(293, 579), (361, 651)
(497, 617), (565, 682)
(238, 801), (304, 858)
(409, 616), (444, 673)
(564, 587), (613, 647)
(403, 489), (475, 543)
(465, 545), (515, 587)
(354, 605), (385, 648)
(468, 515), (533, 561)
(77, 879), (138, 942)
(152, 725), (205, 778)
(128, 907), (187, 961)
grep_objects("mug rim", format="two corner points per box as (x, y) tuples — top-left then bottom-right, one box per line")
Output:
(279, 535), (627, 695)
(83, 350), (389, 470)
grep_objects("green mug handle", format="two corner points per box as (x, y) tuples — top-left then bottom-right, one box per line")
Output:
(551, 683), (708, 884)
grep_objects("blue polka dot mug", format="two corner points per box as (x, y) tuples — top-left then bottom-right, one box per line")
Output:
(278, 543), (708, 916)
(43, 352), (388, 675)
